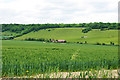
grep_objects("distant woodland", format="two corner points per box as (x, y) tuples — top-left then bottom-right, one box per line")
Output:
(2, 22), (119, 37)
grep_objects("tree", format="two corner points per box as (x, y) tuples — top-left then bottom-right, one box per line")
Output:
(82, 27), (92, 33)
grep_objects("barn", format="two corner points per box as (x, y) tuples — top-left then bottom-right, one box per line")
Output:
(50, 39), (66, 43)
(56, 40), (66, 43)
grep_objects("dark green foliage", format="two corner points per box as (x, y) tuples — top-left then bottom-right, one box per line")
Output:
(96, 42), (101, 45)
(2, 22), (118, 37)
(80, 42), (83, 44)
(82, 27), (92, 33)
(25, 38), (49, 42)
(102, 43), (106, 45)
(110, 42), (114, 45)
(100, 28), (108, 31)
(7, 37), (14, 40)
(48, 30), (51, 31)
(85, 41), (87, 44)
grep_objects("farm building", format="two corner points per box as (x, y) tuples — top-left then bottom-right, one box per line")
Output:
(56, 40), (66, 43)
(50, 39), (66, 43)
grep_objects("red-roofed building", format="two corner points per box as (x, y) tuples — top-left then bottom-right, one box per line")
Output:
(50, 39), (66, 43)
(56, 40), (66, 43)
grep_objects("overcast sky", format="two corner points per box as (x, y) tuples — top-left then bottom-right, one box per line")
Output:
(0, 0), (119, 24)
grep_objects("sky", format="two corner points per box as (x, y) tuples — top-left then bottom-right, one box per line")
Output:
(0, 0), (119, 24)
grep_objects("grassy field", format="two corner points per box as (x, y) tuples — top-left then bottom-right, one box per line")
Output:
(14, 28), (118, 45)
(2, 31), (20, 36)
(2, 40), (118, 78)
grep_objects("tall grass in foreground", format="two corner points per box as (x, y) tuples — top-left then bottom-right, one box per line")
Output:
(2, 40), (118, 78)
(2, 60), (118, 78)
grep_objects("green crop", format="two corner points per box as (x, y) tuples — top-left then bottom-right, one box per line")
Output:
(2, 40), (118, 78)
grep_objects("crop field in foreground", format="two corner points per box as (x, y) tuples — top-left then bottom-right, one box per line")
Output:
(2, 40), (118, 78)
(14, 28), (118, 45)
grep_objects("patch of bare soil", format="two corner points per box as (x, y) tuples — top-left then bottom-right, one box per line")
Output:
(30, 69), (119, 78)
(3, 69), (119, 78)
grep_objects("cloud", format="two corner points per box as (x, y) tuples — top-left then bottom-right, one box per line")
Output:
(0, 0), (118, 24)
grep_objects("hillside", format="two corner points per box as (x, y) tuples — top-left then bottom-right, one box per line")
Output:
(14, 28), (118, 44)
(2, 23), (118, 38)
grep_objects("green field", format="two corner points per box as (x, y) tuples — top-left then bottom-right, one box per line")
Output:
(2, 40), (118, 77)
(14, 28), (118, 45)
(2, 31), (19, 36)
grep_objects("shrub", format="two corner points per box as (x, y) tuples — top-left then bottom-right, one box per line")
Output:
(85, 41), (87, 44)
(112, 43), (114, 45)
(102, 43), (106, 45)
(82, 27), (92, 33)
(80, 42), (83, 44)
(7, 37), (14, 40)
(48, 30), (51, 31)
(96, 42), (101, 45)
(45, 39), (50, 42)
(25, 38), (47, 42)
(110, 42), (114, 45)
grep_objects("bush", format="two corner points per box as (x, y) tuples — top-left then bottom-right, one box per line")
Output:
(48, 30), (51, 31)
(82, 27), (92, 33)
(45, 39), (50, 42)
(112, 43), (114, 45)
(100, 28), (108, 31)
(110, 42), (114, 45)
(85, 41), (87, 44)
(96, 42), (101, 45)
(102, 43), (106, 45)
(25, 38), (48, 42)
(80, 42), (83, 44)
(7, 37), (14, 40)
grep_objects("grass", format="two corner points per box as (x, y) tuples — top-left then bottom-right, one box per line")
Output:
(2, 40), (118, 78)
(2, 31), (20, 36)
(14, 28), (118, 45)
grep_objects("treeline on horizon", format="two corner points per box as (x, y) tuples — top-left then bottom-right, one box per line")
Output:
(2, 22), (119, 37)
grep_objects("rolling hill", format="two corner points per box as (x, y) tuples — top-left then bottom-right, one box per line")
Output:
(14, 27), (118, 45)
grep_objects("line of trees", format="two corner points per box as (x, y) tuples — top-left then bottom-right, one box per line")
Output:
(2, 22), (119, 37)
(76, 41), (119, 46)
(25, 38), (50, 42)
